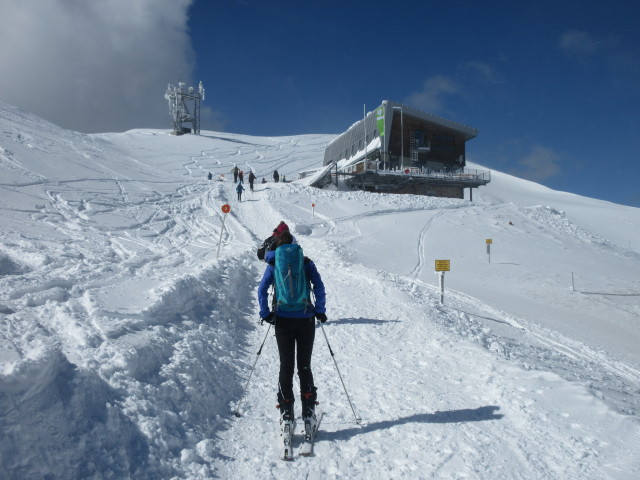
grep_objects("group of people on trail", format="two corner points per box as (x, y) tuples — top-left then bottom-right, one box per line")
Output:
(209, 165), (288, 203)
(256, 221), (327, 425)
(209, 164), (284, 185)
(271, 170), (288, 182)
(231, 166), (260, 201)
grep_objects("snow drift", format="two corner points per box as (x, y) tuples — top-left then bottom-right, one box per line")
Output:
(1, 101), (639, 479)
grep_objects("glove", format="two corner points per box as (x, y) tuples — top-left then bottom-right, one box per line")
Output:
(315, 312), (327, 323)
(261, 313), (275, 325)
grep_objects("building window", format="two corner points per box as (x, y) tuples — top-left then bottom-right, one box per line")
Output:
(414, 130), (428, 148)
(430, 145), (455, 152)
(432, 134), (455, 143)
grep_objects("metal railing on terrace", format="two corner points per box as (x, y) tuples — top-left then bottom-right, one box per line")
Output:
(367, 166), (491, 184)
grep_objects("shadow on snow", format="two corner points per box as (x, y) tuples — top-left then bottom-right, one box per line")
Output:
(328, 317), (402, 326)
(324, 406), (504, 442)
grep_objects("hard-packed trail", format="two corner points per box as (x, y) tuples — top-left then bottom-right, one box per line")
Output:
(1, 110), (639, 478)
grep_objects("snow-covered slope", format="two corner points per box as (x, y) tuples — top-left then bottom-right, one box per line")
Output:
(1, 102), (639, 479)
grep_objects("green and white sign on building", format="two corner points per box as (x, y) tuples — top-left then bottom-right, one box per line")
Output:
(376, 106), (385, 137)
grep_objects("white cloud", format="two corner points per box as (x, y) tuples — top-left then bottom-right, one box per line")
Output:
(404, 75), (461, 113)
(559, 30), (600, 57)
(559, 29), (640, 80)
(462, 61), (505, 85)
(559, 30), (619, 63)
(509, 146), (561, 182)
(0, 0), (195, 133)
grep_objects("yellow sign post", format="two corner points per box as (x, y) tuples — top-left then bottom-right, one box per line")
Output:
(435, 260), (450, 271)
(486, 239), (492, 263)
(435, 260), (450, 304)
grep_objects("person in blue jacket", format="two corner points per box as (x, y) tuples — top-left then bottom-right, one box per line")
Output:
(258, 230), (327, 422)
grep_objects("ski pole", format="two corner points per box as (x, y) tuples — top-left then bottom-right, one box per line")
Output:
(318, 320), (362, 424)
(234, 323), (272, 417)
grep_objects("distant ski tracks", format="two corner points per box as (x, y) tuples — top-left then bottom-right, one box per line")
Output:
(434, 283), (640, 414)
(410, 210), (444, 278)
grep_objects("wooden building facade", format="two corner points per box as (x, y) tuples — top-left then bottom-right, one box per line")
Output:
(320, 100), (490, 199)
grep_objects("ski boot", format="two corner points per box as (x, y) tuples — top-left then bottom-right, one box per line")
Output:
(301, 387), (319, 440)
(277, 394), (295, 460)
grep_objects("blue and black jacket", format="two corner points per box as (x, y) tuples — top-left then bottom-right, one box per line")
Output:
(258, 249), (326, 319)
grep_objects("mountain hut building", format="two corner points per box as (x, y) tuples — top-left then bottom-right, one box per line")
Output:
(319, 100), (490, 199)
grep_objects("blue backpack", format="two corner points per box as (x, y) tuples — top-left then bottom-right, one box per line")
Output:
(273, 244), (311, 312)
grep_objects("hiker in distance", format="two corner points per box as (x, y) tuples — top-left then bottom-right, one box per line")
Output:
(248, 170), (256, 192)
(257, 230), (327, 424)
(236, 182), (244, 202)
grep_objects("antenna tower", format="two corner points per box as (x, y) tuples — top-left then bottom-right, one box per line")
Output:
(164, 81), (205, 135)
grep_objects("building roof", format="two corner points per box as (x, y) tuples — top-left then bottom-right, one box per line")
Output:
(384, 100), (479, 141)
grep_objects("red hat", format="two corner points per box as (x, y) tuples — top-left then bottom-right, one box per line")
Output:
(273, 221), (289, 236)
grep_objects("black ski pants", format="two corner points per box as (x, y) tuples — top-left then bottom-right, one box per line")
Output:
(275, 316), (316, 402)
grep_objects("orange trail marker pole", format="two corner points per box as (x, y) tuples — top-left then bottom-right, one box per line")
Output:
(217, 204), (231, 258)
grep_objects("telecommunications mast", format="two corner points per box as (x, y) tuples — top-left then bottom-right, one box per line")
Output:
(164, 80), (205, 135)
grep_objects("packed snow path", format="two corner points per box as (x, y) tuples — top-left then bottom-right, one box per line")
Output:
(0, 108), (639, 479)
(212, 181), (640, 479)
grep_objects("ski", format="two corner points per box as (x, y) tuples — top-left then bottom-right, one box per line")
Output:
(299, 409), (323, 457)
(279, 417), (295, 461)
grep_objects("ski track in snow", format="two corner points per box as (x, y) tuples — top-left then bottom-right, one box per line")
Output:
(0, 106), (639, 479)
(410, 210), (445, 278)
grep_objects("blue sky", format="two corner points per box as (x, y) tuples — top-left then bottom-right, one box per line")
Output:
(188, 0), (640, 206)
(0, 0), (638, 206)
